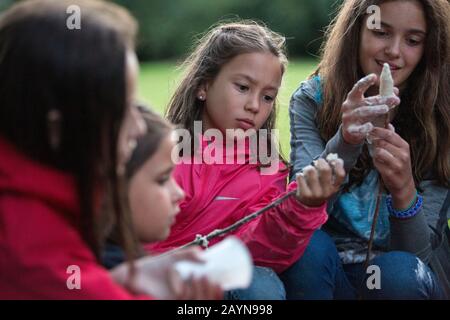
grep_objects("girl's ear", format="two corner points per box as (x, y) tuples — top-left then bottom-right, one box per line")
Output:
(196, 82), (209, 101)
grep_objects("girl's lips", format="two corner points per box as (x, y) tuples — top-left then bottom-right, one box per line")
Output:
(376, 60), (400, 70)
(236, 119), (255, 130)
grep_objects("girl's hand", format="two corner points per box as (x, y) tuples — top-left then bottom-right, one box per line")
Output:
(110, 247), (223, 300)
(369, 125), (416, 209)
(295, 157), (346, 207)
(341, 74), (400, 145)
(168, 272), (223, 300)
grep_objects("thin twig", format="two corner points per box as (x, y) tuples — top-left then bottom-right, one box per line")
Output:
(364, 174), (383, 270)
(161, 190), (297, 256)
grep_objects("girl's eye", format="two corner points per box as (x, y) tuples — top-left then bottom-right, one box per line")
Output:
(235, 83), (249, 92)
(372, 30), (389, 38)
(406, 37), (422, 46)
(157, 175), (170, 185)
(263, 95), (274, 103)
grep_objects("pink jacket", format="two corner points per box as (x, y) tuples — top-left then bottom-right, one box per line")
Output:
(0, 137), (148, 299)
(146, 137), (328, 273)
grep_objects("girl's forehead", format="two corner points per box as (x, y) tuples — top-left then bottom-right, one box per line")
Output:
(219, 52), (283, 85)
(377, 1), (427, 29)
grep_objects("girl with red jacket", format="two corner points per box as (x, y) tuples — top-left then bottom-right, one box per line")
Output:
(0, 0), (218, 299)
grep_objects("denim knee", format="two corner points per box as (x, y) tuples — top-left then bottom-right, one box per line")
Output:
(362, 251), (444, 300)
(280, 230), (355, 299)
(285, 229), (342, 275)
(226, 266), (286, 300)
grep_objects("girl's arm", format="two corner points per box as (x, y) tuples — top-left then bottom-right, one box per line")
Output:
(289, 81), (364, 179)
(110, 247), (223, 300)
(0, 196), (148, 300)
(389, 181), (449, 264)
(290, 76), (399, 180)
(235, 180), (328, 273)
(369, 127), (449, 263)
(235, 159), (346, 273)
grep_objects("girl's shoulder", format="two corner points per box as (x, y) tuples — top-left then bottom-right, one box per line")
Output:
(291, 75), (324, 106)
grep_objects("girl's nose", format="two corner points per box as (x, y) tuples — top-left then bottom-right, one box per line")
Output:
(244, 95), (260, 113)
(171, 178), (185, 203)
(385, 37), (401, 58)
(129, 104), (147, 140)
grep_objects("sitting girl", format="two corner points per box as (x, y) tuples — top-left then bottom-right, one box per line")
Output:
(0, 0), (216, 299)
(289, 0), (449, 299)
(146, 21), (347, 300)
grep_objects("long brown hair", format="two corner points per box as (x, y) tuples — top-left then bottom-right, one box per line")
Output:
(166, 20), (288, 166)
(315, 0), (450, 188)
(0, 0), (140, 262)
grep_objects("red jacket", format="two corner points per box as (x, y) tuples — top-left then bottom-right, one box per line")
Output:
(146, 137), (328, 273)
(0, 137), (146, 299)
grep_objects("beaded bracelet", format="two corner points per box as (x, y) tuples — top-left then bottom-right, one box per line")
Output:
(386, 193), (423, 219)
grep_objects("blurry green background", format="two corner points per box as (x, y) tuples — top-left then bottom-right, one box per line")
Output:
(0, 0), (341, 154)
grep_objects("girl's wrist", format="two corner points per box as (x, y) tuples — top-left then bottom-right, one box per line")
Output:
(391, 182), (416, 210)
(341, 126), (363, 145)
(295, 196), (325, 208)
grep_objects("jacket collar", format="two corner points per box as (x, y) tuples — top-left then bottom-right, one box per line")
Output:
(195, 133), (255, 164)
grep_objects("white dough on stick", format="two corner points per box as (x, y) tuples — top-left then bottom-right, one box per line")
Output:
(372, 63), (393, 128)
(380, 63), (394, 97)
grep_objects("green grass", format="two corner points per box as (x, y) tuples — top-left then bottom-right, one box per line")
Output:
(137, 58), (318, 156)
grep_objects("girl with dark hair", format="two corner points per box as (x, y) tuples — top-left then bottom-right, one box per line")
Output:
(0, 0), (217, 299)
(289, 0), (449, 299)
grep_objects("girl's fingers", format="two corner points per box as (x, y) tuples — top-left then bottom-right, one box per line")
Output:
(373, 158), (394, 178)
(330, 158), (346, 187)
(393, 87), (399, 96)
(314, 159), (332, 194)
(347, 74), (377, 101)
(373, 139), (408, 164)
(387, 123), (395, 132)
(214, 284), (224, 300)
(347, 122), (374, 135)
(200, 277), (214, 300)
(193, 276), (211, 300)
(296, 173), (311, 199)
(364, 95), (400, 108)
(168, 267), (184, 298)
(202, 277), (222, 300)
(369, 127), (408, 149)
(303, 165), (322, 196)
(349, 105), (389, 122)
(172, 247), (204, 263)
(372, 147), (398, 168)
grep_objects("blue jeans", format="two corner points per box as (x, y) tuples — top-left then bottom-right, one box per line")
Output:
(227, 230), (444, 300)
(280, 230), (445, 300)
(226, 265), (286, 300)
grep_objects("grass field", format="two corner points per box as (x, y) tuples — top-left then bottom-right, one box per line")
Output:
(137, 58), (318, 156)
